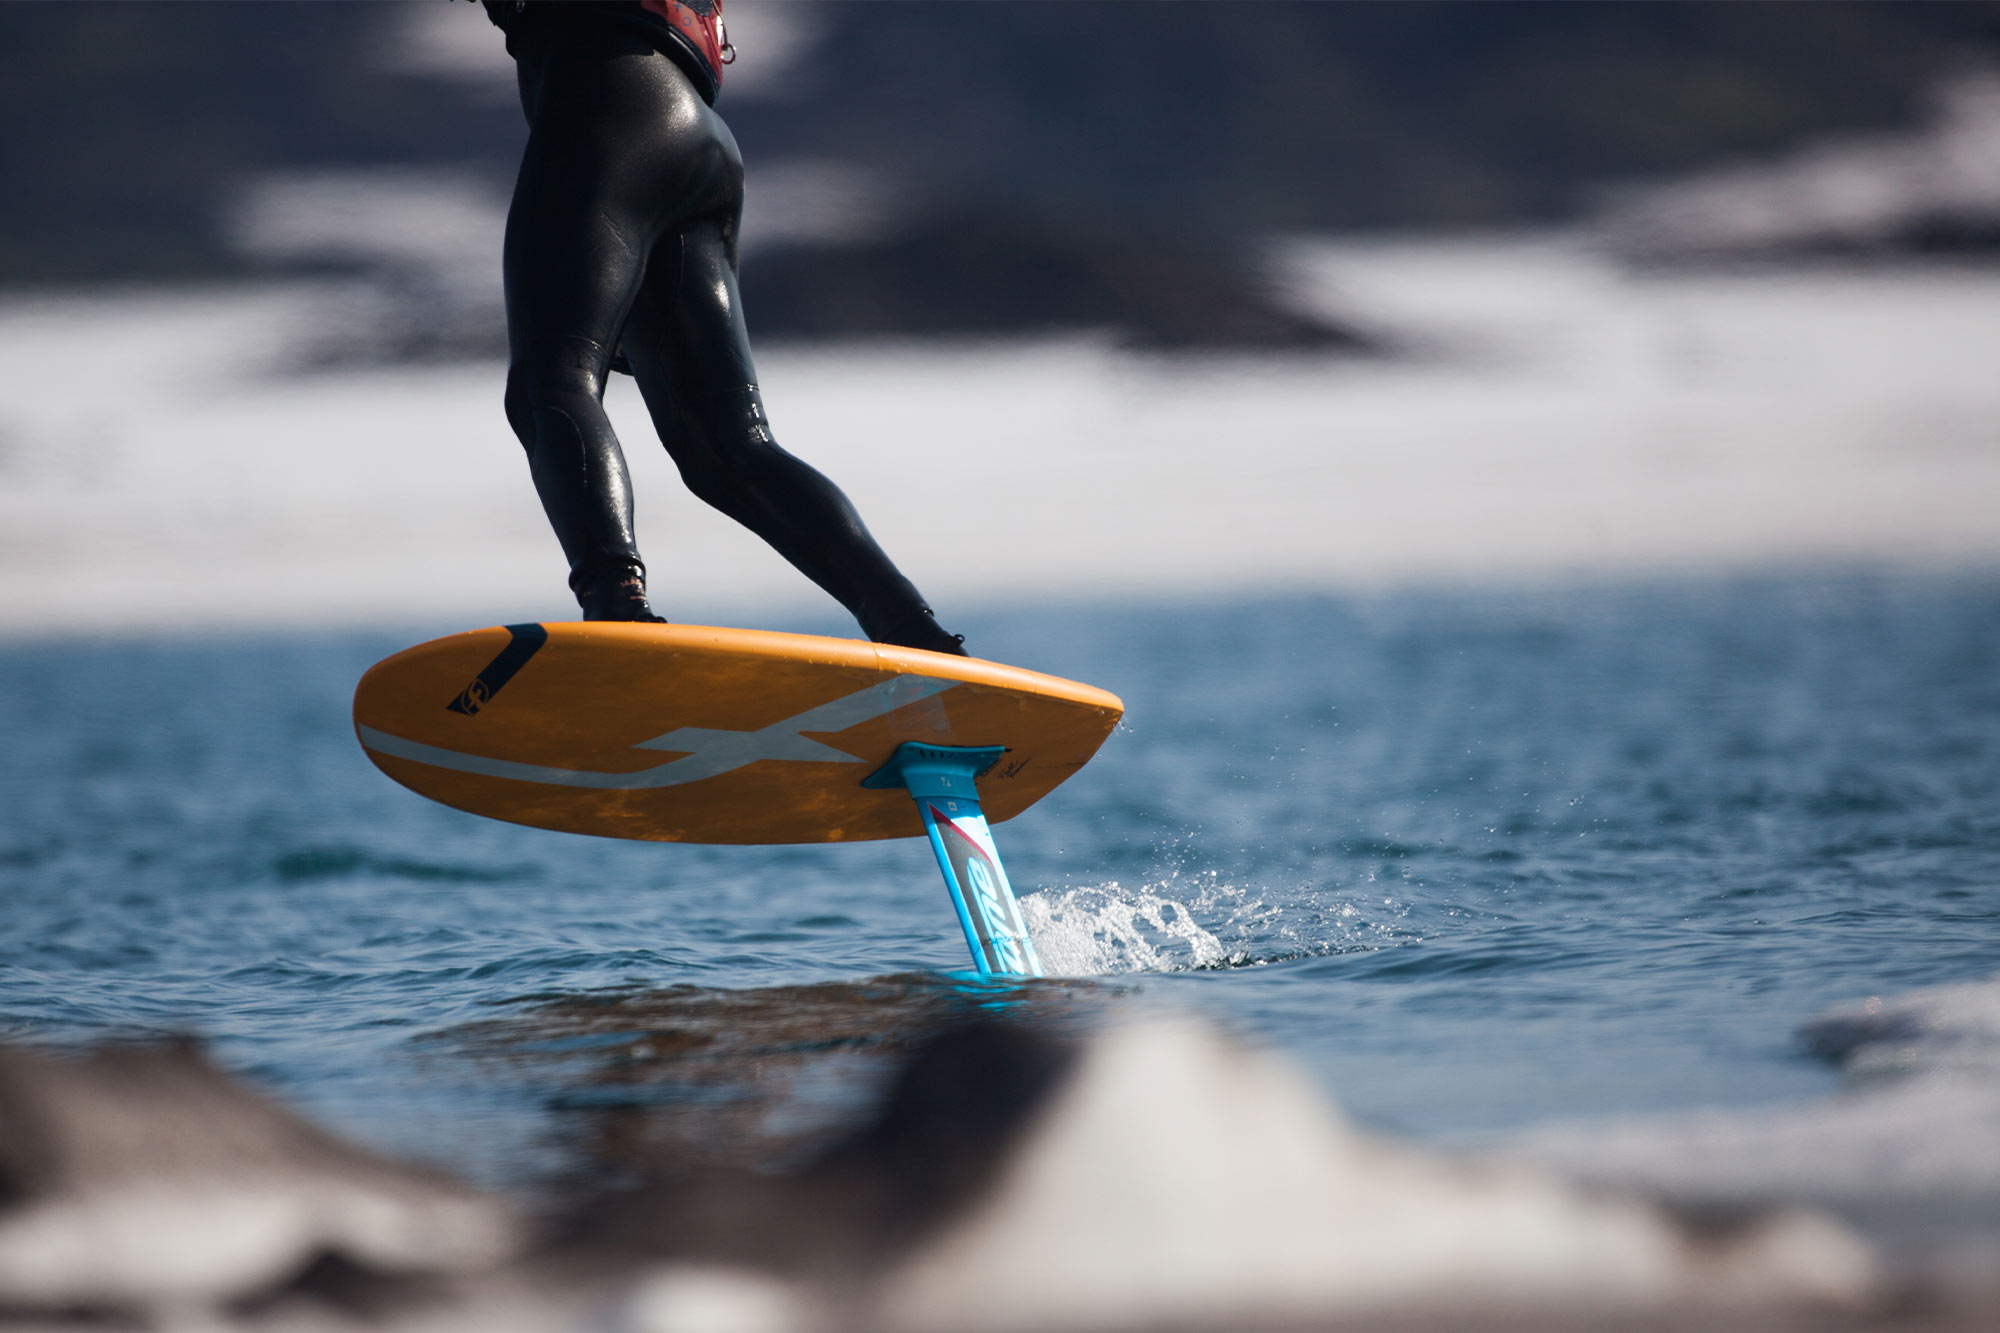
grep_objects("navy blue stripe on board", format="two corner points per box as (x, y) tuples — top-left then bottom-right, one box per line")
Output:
(446, 623), (549, 715)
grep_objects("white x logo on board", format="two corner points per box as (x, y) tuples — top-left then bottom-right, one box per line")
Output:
(357, 675), (956, 789)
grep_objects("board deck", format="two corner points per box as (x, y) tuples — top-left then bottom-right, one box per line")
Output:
(353, 623), (1123, 845)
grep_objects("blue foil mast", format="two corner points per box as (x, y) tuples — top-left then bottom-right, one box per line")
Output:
(864, 742), (1044, 978)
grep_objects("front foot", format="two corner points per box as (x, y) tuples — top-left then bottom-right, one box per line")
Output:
(872, 609), (969, 656)
(572, 562), (668, 624)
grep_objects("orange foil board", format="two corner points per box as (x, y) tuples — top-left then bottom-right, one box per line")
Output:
(352, 623), (1124, 844)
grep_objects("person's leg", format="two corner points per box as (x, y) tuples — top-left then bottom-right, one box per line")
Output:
(501, 24), (663, 620)
(620, 217), (967, 653)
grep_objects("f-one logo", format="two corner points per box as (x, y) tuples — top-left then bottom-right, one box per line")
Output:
(931, 806), (1029, 973)
(963, 856), (1030, 973)
(445, 623), (548, 717)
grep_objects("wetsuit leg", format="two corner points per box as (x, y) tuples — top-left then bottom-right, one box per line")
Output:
(501, 21), (663, 619)
(503, 16), (962, 649)
(619, 220), (963, 652)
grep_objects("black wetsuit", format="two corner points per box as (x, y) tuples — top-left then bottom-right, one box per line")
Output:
(489, 4), (963, 653)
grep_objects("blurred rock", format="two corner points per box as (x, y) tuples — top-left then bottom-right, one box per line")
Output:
(1600, 73), (2000, 262)
(1801, 976), (2000, 1084)
(14, 2), (2000, 285)
(557, 1016), (1878, 1332)
(1500, 977), (2000, 1288)
(619, 1263), (813, 1333)
(445, 973), (1112, 1184)
(542, 1018), (1082, 1284)
(739, 209), (1373, 351)
(223, 176), (1369, 367)
(0, 1039), (521, 1317)
(0, 1017), (1895, 1332)
(227, 168), (510, 369)
(864, 1018), (1879, 1331)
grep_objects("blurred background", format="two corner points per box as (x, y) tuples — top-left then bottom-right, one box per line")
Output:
(4, 3), (2000, 1323)
(3, 0), (1999, 629)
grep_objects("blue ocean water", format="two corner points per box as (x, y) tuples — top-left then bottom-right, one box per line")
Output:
(3, 574), (1997, 1190)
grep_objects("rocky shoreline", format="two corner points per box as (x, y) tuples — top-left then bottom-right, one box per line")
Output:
(6, 1000), (1983, 1333)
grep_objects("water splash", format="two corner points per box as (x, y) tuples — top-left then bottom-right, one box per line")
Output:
(1020, 881), (1233, 975)
(1020, 867), (1423, 976)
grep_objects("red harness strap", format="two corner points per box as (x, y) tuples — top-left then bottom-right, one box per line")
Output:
(640, 0), (734, 94)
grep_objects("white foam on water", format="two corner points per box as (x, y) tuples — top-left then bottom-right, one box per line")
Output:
(1020, 865), (1416, 977)
(1019, 881), (1232, 976)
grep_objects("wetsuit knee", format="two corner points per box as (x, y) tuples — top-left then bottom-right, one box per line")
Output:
(670, 450), (736, 512)
(669, 384), (785, 499)
(505, 337), (614, 446)
(522, 403), (588, 472)
(671, 434), (787, 515)
(502, 366), (537, 446)
(503, 349), (646, 602)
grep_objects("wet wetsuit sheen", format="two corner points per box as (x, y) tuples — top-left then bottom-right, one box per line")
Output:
(489, 4), (961, 651)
